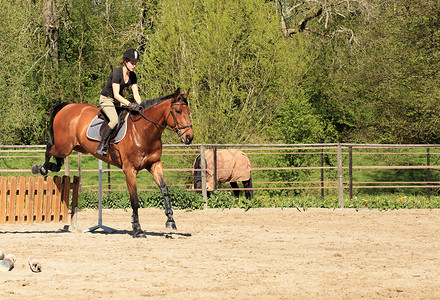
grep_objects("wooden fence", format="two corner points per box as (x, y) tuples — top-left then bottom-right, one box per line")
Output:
(0, 175), (79, 224)
(1, 144), (440, 209)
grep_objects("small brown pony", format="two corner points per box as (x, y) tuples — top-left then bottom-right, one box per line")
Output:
(32, 88), (193, 237)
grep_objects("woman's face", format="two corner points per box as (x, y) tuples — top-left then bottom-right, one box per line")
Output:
(126, 60), (138, 72)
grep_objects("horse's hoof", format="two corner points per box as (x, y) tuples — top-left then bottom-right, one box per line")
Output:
(49, 162), (61, 172)
(132, 230), (147, 238)
(165, 221), (177, 230)
(39, 166), (48, 176)
(31, 165), (41, 175)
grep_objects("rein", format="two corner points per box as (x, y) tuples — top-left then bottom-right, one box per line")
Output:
(129, 94), (192, 138)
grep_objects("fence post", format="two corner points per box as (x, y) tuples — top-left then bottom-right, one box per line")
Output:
(53, 176), (62, 222)
(64, 156), (70, 176)
(200, 145), (208, 208)
(321, 148), (324, 200)
(349, 146), (353, 200)
(337, 144), (344, 208)
(107, 162), (111, 191)
(71, 176), (80, 227)
(17, 176), (25, 223)
(77, 152), (82, 194)
(25, 176), (34, 223)
(0, 177), (6, 223)
(8, 176), (16, 224)
(35, 176), (44, 223)
(213, 147), (218, 191)
(98, 160), (103, 224)
(427, 147), (431, 201)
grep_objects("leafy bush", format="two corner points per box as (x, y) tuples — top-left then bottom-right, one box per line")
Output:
(344, 195), (440, 210)
(103, 191), (131, 209)
(139, 187), (205, 210)
(78, 189), (99, 209)
(78, 187), (204, 210)
(78, 187), (440, 211)
(207, 191), (238, 209)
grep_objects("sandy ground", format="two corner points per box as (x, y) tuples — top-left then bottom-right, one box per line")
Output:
(1, 207), (440, 299)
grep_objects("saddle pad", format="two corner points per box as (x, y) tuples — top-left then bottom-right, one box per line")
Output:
(86, 115), (128, 143)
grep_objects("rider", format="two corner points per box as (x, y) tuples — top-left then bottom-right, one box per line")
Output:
(96, 48), (143, 156)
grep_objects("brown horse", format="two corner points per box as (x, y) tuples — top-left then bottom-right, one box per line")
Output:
(32, 88), (193, 237)
(193, 149), (253, 201)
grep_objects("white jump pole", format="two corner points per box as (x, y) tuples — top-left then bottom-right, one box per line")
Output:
(83, 159), (117, 233)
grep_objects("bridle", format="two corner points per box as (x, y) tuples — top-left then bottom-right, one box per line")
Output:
(130, 94), (192, 138)
(169, 94), (193, 138)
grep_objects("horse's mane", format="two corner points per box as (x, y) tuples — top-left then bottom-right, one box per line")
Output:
(140, 93), (174, 109)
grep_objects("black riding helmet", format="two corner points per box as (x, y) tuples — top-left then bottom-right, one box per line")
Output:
(123, 48), (140, 62)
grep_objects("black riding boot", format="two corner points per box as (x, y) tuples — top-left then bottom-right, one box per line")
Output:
(96, 124), (113, 156)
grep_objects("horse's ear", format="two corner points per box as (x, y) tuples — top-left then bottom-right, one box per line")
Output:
(185, 88), (190, 97)
(174, 88), (181, 98)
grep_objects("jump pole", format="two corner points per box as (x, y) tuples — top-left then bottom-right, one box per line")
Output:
(83, 159), (117, 233)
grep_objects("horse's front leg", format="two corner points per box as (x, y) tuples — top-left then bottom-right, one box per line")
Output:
(124, 166), (146, 238)
(230, 182), (240, 203)
(149, 161), (176, 230)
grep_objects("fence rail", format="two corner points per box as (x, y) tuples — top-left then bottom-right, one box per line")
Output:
(1, 144), (440, 208)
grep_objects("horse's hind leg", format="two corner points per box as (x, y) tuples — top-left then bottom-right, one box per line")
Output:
(32, 143), (65, 175)
(47, 157), (64, 172)
(42, 143), (64, 174)
(123, 166), (146, 238)
(243, 177), (253, 200)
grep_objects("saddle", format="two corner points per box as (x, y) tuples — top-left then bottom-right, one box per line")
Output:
(86, 107), (129, 143)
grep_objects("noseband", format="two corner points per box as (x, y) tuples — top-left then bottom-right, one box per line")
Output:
(132, 94), (192, 137)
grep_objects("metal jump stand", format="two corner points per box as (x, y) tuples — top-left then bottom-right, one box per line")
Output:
(83, 159), (117, 233)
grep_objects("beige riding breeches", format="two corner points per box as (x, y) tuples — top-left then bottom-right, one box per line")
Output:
(99, 95), (118, 129)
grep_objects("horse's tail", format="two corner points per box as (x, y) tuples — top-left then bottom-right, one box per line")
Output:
(48, 102), (70, 145)
(247, 175), (253, 199)
(193, 155), (203, 191)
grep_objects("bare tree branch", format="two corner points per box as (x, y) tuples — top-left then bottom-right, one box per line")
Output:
(299, 6), (322, 31)
(43, 0), (59, 68)
(276, 0), (376, 42)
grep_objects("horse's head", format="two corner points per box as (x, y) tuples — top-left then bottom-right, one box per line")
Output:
(168, 88), (194, 145)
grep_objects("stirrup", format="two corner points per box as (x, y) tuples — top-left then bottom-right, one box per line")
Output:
(96, 143), (108, 156)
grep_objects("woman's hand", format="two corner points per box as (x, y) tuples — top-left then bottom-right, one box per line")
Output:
(127, 103), (141, 112)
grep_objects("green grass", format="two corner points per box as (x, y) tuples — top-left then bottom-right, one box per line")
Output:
(251, 193), (440, 210)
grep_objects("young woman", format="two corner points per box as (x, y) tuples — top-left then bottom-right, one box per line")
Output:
(96, 48), (143, 156)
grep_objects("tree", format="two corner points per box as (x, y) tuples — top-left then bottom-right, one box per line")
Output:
(0, 0), (160, 144)
(1, 0), (438, 146)
(139, 0), (307, 144)
(43, 0), (59, 69)
(0, 0), (48, 144)
(275, 0), (376, 42)
(305, 0), (440, 143)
